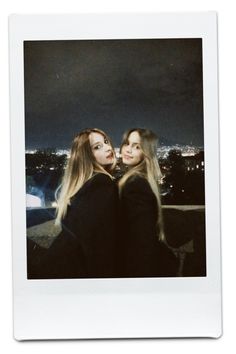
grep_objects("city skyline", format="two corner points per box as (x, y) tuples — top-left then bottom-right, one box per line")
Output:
(26, 143), (204, 160)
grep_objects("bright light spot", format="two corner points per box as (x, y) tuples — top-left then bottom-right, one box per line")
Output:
(52, 201), (58, 207)
(114, 148), (120, 158)
(182, 152), (195, 157)
(49, 167), (55, 170)
(26, 194), (42, 208)
(196, 164), (199, 169)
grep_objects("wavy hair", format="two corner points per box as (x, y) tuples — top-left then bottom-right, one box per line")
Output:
(118, 128), (165, 242)
(55, 128), (116, 226)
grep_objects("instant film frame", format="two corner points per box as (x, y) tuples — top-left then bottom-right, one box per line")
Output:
(9, 13), (222, 340)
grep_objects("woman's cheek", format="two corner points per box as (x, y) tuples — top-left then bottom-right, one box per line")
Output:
(96, 151), (105, 164)
(93, 151), (100, 163)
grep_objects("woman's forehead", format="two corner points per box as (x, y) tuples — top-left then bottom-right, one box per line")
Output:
(128, 131), (141, 143)
(89, 132), (105, 145)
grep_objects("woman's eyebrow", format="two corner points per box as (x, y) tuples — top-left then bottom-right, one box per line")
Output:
(91, 141), (102, 147)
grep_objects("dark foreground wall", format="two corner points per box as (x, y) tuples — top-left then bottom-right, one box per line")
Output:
(163, 208), (206, 277)
(26, 207), (56, 228)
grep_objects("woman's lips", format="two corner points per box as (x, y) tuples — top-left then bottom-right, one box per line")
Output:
(123, 154), (133, 160)
(106, 153), (113, 159)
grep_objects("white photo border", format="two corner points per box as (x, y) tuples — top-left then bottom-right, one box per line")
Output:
(9, 12), (222, 340)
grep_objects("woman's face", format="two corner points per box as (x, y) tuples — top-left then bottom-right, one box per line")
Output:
(89, 132), (115, 166)
(121, 131), (144, 166)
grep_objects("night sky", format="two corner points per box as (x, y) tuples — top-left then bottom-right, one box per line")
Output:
(24, 39), (204, 149)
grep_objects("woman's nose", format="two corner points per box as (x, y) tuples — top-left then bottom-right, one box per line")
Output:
(125, 145), (131, 153)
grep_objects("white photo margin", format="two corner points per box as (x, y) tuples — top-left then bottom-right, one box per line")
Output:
(9, 12), (222, 340)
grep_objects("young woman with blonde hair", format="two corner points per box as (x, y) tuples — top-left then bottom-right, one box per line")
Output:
(117, 128), (177, 277)
(35, 128), (119, 279)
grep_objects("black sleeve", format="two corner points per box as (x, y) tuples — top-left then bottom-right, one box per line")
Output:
(121, 177), (160, 276)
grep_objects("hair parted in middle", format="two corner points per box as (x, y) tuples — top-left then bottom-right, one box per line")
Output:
(55, 128), (116, 225)
(118, 128), (165, 242)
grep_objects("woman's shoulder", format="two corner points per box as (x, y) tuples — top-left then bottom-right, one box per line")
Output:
(78, 173), (115, 195)
(125, 174), (149, 186)
(71, 173), (118, 205)
(87, 172), (114, 187)
(121, 174), (157, 210)
(123, 174), (153, 195)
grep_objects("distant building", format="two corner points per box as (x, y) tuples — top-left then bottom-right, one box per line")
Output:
(183, 152), (204, 172)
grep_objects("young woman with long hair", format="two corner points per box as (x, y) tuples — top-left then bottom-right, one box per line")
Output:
(117, 128), (177, 277)
(34, 128), (119, 279)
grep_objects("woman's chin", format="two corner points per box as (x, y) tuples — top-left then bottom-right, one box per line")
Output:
(122, 159), (133, 166)
(102, 160), (115, 168)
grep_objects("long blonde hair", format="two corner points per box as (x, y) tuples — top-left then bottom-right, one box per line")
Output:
(118, 128), (165, 242)
(55, 128), (115, 226)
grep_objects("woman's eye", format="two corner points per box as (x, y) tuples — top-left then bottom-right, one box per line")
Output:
(94, 144), (102, 150)
(104, 139), (109, 144)
(135, 145), (140, 149)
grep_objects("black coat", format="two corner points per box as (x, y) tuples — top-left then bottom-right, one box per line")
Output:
(32, 173), (119, 279)
(118, 175), (178, 277)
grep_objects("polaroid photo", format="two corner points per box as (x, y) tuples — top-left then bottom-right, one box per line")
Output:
(9, 12), (222, 340)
